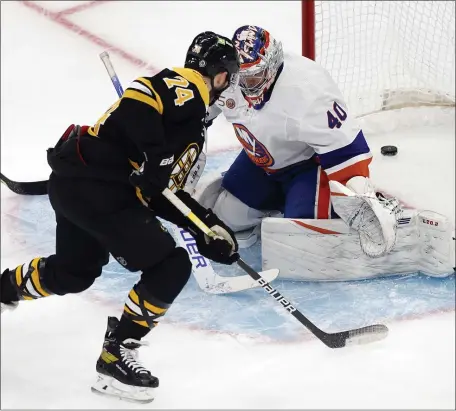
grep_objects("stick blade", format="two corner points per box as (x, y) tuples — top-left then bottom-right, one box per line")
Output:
(345, 324), (389, 346)
(1, 173), (48, 195)
(203, 268), (280, 294)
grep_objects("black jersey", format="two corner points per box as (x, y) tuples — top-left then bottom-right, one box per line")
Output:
(87, 67), (209, 192)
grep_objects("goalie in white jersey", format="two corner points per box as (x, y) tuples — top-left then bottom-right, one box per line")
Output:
(197, 25), (455, 280)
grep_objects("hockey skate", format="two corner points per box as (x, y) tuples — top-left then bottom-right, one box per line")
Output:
(1, 301), (18, 314)
(0, 269), (18, 314)
(91, 316), (158, 403)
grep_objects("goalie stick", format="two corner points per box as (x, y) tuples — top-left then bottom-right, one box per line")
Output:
(162, 186), (389, 348)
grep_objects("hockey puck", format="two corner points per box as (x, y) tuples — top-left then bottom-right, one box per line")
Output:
(381, 145), (398, 156)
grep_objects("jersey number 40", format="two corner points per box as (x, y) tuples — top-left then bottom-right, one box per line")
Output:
(327, 101), (347, 129)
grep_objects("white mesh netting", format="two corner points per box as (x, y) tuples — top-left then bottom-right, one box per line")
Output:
(314, 1), (455, 118)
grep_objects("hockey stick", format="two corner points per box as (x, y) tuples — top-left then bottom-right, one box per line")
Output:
(0, 53), (278, 294)
(0, 172), (48, 195)
(0, 53), (120, 196)
(162, 186), (389, 348)
(0, 175), (278, 294)
(0, 53), (122, 196)
(99, 51), (280, 294)
(167, 224), (279, 294)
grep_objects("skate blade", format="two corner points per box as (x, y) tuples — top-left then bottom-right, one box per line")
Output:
(1, 302), (18, 315)
(91, 374), (155, 404)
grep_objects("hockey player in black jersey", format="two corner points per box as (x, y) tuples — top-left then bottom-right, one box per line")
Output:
(0, 32), (240, 403)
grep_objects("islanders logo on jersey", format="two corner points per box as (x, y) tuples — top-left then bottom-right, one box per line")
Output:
(233, 123), (275, 169)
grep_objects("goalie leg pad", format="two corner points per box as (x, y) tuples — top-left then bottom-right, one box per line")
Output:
(193, 174), (224, 209)
(261, 209), (455, 281)
(196, 172), (274, 233)
(213, 189), (273, 232)
(415, 210), (455, 274)
(196, 174), (282, 246)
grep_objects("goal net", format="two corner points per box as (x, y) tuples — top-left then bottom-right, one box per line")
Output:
(302, 1), (455, 119)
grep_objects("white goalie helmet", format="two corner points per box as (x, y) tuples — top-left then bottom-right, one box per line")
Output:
(232, 25), (284, 109)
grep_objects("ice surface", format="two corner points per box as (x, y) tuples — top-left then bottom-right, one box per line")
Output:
(1, 1), (454, 409)
(2, 147), (454, 342)
(1, 295), (455, 409)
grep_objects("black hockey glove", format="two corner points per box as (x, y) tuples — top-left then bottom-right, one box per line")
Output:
(129, 153), (174, 198)
(187, 209), (239, 265)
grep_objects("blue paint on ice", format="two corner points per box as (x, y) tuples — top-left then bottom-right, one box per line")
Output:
(2, 148), (454, 341)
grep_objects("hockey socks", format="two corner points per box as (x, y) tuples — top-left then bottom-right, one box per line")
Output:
(116, 284), (170, 341)
(1, 258), (53, 303)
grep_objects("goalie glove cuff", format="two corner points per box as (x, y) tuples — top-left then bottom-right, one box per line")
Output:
(329, 179), (402, 257)
(345, 176), (376, 196)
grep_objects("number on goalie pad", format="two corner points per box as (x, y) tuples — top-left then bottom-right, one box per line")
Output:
(261, 209), (455, 281)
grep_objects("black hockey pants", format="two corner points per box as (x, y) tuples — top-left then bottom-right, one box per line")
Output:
(40, 172), (192, 304)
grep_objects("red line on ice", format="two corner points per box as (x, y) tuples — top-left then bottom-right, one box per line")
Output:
(16, 3), (452, 336)
(56, 1), (111, 17)
(19, 1), (158, 73)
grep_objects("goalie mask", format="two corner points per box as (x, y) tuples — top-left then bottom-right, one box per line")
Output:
(232, 25), (284, 109)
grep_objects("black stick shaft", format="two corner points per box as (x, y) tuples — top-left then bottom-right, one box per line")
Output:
(237, 258), (370, 348)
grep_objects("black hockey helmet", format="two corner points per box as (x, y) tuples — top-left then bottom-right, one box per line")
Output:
(185, 31), (240, 103)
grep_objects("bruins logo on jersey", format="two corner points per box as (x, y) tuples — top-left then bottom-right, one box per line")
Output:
(168, 143), (200, 192)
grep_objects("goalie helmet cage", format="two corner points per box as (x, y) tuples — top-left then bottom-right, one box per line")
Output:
(301, 0), (456, 119)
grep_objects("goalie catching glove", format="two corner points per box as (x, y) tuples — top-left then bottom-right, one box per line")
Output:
(329, 176), (402, 258)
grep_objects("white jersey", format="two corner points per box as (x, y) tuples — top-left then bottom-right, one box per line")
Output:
(207, 52), (372, 183)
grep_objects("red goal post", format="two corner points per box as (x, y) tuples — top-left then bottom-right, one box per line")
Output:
(301, 0), (315, 60)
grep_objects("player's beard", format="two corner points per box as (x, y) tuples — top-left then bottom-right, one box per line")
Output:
(209, 84), (227, 105)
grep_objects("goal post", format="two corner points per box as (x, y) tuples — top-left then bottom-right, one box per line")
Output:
(301, 0), (315, 61)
